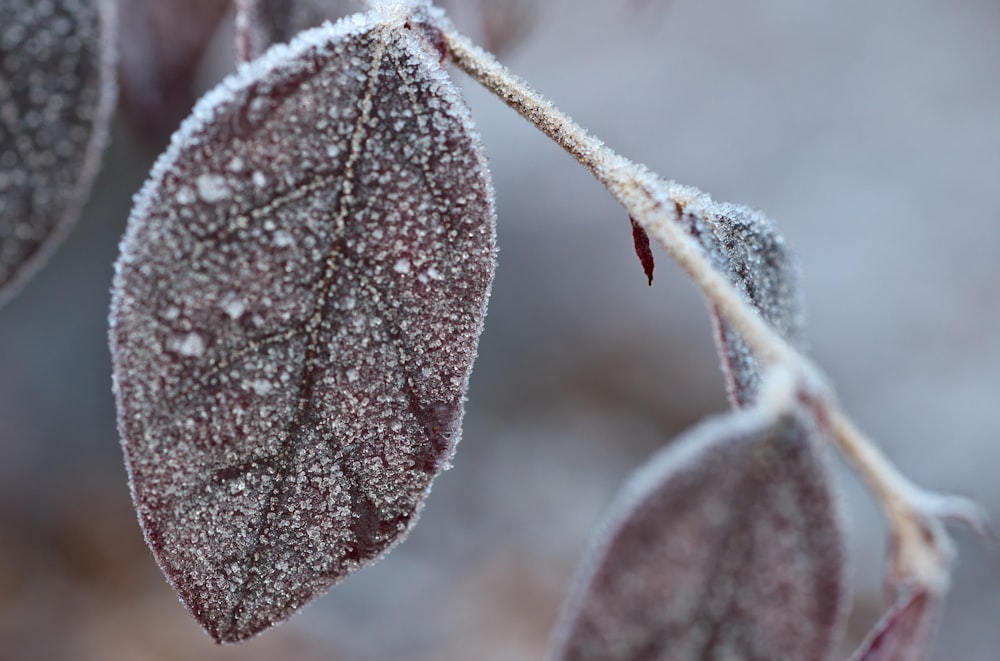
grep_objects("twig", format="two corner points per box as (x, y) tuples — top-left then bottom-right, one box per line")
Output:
(437, 18), (986, 591)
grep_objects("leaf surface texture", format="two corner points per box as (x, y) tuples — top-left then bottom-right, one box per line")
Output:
(110, 9), (496, 642)
(550, 408), (846, 661)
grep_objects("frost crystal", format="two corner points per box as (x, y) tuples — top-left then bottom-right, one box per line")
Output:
(0, 0), (116, 305)
(196, 173), (231, 202)
(110, 7), (496, 642)
(549, 408), (846, 661)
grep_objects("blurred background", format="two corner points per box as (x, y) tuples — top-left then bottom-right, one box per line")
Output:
(1, 0), (998, 658)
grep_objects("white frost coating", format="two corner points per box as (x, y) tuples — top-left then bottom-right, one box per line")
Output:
(220, 293), (246, 319)
(196, 173), (231, 202)
(250, 379), (273, 395)
(272, 230), (295, 248)
(169, 332), (206, 357)
(393, 258), (410, 274)
(175, 186), (196, 205)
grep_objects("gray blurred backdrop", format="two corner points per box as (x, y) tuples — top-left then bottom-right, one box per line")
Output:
(1, 0), (998, 658)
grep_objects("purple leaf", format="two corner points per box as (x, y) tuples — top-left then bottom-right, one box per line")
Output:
(678, 198), (804, 407)
(110, 8), (496, 642)
(549, 408), (846, 661)
(0, 0), (116, 305)
(235, 0), (296, 63)
(849, 589), (939, 661)
(628, 215), (654, 285)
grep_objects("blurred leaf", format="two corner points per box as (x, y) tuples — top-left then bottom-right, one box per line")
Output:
(549, 408), (846, 661)
(259, 0), (534, 55)
(678, 199), (804, 407)
(235, 0), (296, 62)
(849, 589), (939, 661)
(0, 0), (116, 305)
(110, 9), (496, 642)
(117, 0), (231, 143)
(466, 0), (535, 54)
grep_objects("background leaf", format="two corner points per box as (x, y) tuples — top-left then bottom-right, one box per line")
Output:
(0, 0), (116, 305)
(117, 0), (231, 143)
(249, 0), (535, 56)
(110, 9), (496, 642)
(235, 0), (297, 63)
(548, 408), (846, 661)
(676, 195), (804, 406)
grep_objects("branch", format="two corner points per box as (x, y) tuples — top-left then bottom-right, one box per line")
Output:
(437, 19), (987, 592)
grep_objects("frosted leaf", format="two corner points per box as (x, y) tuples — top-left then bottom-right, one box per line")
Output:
(676, 194), (804, 407)
(548, 408), (846, 661)
(849, 589), (939, 661)
(0, 0), (116, 305)
(110, 7), (496, 643)
(117, 0), (230, 142)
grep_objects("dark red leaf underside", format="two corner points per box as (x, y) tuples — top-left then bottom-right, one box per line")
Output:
(0, 0), (115, 305)
(628, 215), (654, 285)
(677, 200), (804, 407)
(110, 10), (495, 642)
(549, 409), (846, 661)
(849, 589), (939, 661)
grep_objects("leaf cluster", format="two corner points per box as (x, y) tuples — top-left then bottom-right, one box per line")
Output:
(0, 1), (964, 658)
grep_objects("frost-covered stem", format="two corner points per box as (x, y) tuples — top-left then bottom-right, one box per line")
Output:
(439, 21), (979, 589)
(826, 407), (954, 591)
(441, 27), (794, 368)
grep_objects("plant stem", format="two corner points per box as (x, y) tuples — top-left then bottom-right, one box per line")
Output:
(441, 27), (795, 368)
(438, 20), (981, 591)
